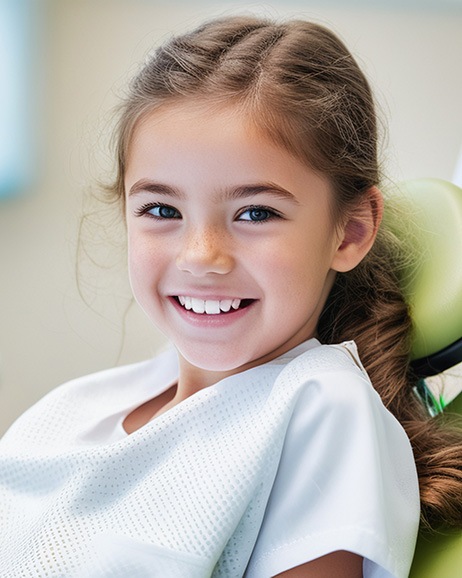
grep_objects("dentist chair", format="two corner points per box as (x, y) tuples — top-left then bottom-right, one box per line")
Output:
(385, 178), (462, 577)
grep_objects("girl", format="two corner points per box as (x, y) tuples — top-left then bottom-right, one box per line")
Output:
(1, 15), (461, 578)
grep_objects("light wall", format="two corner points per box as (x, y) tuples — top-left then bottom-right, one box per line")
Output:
(1, 0), (462, 434)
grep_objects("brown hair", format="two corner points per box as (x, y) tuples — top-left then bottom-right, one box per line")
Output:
(108, 15), (462, 530)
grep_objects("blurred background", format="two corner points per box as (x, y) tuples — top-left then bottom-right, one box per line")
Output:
(1, 0), (462, 435)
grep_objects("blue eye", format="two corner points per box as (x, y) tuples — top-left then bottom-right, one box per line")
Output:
(136, 203), (181, 219)
(238, 206), (279, 222)
(152, 205), (180, 219)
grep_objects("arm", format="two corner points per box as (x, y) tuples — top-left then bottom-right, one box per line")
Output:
(274, 551), (363, 578)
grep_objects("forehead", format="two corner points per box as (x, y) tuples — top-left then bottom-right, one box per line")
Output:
(125, 101), (330, 193)
(127, 101), (257, 160)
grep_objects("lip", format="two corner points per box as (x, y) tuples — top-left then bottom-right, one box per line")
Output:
(168, 295), (257, 327)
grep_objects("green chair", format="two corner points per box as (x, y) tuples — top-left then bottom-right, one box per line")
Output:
(385, 178), (462, 577)
(410, 397), (462, 577)
(410, 393), (462, 577)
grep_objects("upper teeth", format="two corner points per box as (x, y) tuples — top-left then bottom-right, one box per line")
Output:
(178, 296), (241, 314)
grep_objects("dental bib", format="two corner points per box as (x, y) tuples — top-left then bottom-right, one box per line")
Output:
(0, 340), (419, 577)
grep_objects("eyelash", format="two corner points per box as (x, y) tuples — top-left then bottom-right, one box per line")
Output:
(134, 203), (283, 223)
(134, 203), (181, 220)
(236, 205), (282, 223)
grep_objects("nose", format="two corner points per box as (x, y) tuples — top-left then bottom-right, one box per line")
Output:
(176, 225), (234, 276)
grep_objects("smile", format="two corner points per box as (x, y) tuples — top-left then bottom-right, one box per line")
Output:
(174, 296), (254, 315)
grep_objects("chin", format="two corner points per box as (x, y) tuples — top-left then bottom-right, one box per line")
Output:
(178, 344), (255, 374)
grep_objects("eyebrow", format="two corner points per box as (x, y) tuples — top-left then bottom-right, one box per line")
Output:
(128, 179), (300, 204)
(224, 183), (300, 204)
(128, 180), (184, 198)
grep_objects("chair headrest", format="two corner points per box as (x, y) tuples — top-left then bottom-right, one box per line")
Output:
(384, 178), (462, 370)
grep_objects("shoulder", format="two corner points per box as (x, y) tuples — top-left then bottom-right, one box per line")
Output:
(33, 346), (176, 406)
(63, 346), (177, 400)
(1, 347), (178, 448)
(247, 341), (420, 578)
(279, 341), (383, 420)
(283, 342), (417, 486)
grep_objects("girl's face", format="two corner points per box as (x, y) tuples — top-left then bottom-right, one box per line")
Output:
(125, 103), (348, 376)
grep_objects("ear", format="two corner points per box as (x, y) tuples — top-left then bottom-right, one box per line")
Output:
(331, 186), (384, 273)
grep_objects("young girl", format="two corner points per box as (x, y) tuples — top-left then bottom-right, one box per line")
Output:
(1, 15), (461, 578)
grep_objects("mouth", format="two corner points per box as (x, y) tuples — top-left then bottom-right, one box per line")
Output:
(173, 296), (255, 315)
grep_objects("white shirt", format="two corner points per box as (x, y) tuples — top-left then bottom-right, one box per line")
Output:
(0, 339), (420, 577)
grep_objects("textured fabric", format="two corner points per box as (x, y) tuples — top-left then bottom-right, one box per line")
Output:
(0, 340), (420, 577)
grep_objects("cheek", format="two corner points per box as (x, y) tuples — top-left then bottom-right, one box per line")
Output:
(127, 259), (146, 304)
(263, 240), (335, 300)
(127, 237), (142, 276)
(127, 237), (157, 294)
(128, 230), (163, 268)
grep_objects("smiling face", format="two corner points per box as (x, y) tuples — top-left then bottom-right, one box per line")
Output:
(124, 103), (349, 380)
